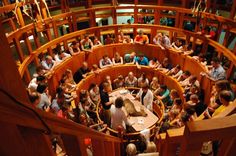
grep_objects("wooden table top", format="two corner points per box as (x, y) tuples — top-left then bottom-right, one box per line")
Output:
(109, 88), (159, 131)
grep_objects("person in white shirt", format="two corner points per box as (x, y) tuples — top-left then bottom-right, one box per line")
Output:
(110, 97), (131, 131)
(125, 72), (138, 87)
(41, 55), (56, 70)
(54, 51), (71, 63)
(136, 84), (154, 112)
(99, 55), (113, 68)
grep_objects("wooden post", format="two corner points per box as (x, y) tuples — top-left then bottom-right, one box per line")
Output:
(13, 38), (25, 63)
(157, 0), (163, 5)
(230, 0), (236, 19)
(134, 0), (138, 5)
(182, 0), (187, 8)
(0, 22), (30, 103)
(86, 0), (92, 8)
(16, 6), (25, 27)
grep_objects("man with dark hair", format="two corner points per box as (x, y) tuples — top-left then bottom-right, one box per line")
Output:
(100, 82), (113, 126)
(73, 62), (90, 83)
(28, 75), (46, 92)
(136, 83), (153, 112)
(134, 54), (149, 66)
(206, 57), (226, 81)
(36, 83), (51, 111)
(110, 97), (131, 131)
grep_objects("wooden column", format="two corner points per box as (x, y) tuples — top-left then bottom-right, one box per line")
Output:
(157, 0), (163, 6)
(230, 0), (236, 19)
(206, 0), (211, 12)
(134, 0), (138, 5)
(86, 0), (92, 8)
(182, 0), (187, 8)
(0, 22), (30, 103)
(16, 6), (25, 27)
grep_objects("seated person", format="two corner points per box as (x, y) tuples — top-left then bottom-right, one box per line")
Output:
(160, 33), (171, 49)
(172, 39), (184, 51)
(158, 57), (172, 71)
(110, 97), (131, 131)
(125, 72), (138, 87)
(149, 58), (159, 68)
(112, 52), (124, 65)
(188, 94), (206, 117)
(124, 52), (136, 64)
(177, 70), (191, 87)
(150, 77), (159, 91)
(184, 84), (202, 102)
(51, 91), (65, 115)
(89, 83), (100, 104)
(113, 75), (125, 89)
(28, 75), (46, 92)
(99, 55), (113, 68)
(144, 142), (157, 154)
(153, 33), (162, 46)
(192, 53), (207, 66)
(93, 36), (102, 47)
(184, 75), (200, 91)
(155, 85), (171, 107)
(167, 98), (182, 121)
(80, 34), (93, 53)
(91, 64), (101, 75)
(182, 44), (193, 55)
(62, 69), (76, 91)
(134, 30), (149, 44)
(135, 54), (149, 66)
(136, 83), (154, 112)
(41, 55), (56, 70)
(118, 31), (133, 43)
(167, 64), (183, 79)
(104, 34), (114, 45)
(126, 143), (137, 156)
(73, 62), (90, 83)
(36, 83), (51, 112)
(204, 90), (233, 118)
(54, 51), (71, 63)
(138, 73), (149, 87)
(28, 91), (40, 107)
(202, 57), (226, 81)
(68, 41), (80, 55)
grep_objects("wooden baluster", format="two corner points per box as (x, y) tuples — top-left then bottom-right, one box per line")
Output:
(157, 0), (163, 6)
(200, 39), (209, 54)
(230, 0), (236, 19)
(104, 141), (115, 156)
(134, 0), (138, 5)
(9, 18), (17, 31)
(18, 126), (56, 156)
(16, 4), (25, 27)
(175, 12), (180, 28)
(182, 0), (187, 8)
(13, 38), (25, 63)
(89, 10), (96, 28)
(217, 138), (236, 156)
(154, 9), (160, 25)
(52, 20), (59, 38)
(24, 32), (33, 55)
(72, 13), (78, 31)
(61, 134), (86, 156)
(0, 122), (30, 156)
(92, 139), (105, 156)
(112, 8), (117, 25)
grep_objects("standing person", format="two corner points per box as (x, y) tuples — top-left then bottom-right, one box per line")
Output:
(136, 83), (154, 112)
(110, 97), (131, 131)
(100, 82), (113, 126)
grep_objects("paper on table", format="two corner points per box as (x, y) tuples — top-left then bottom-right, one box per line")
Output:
(138, 117), (144, 124)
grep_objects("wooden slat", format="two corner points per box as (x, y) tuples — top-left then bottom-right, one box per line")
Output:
(18, 126), (56, 156)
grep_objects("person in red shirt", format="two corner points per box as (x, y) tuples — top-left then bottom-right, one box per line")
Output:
(134, 30), (149, 45)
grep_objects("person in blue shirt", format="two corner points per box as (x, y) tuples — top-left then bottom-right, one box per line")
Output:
(135, 54), (149, 66)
